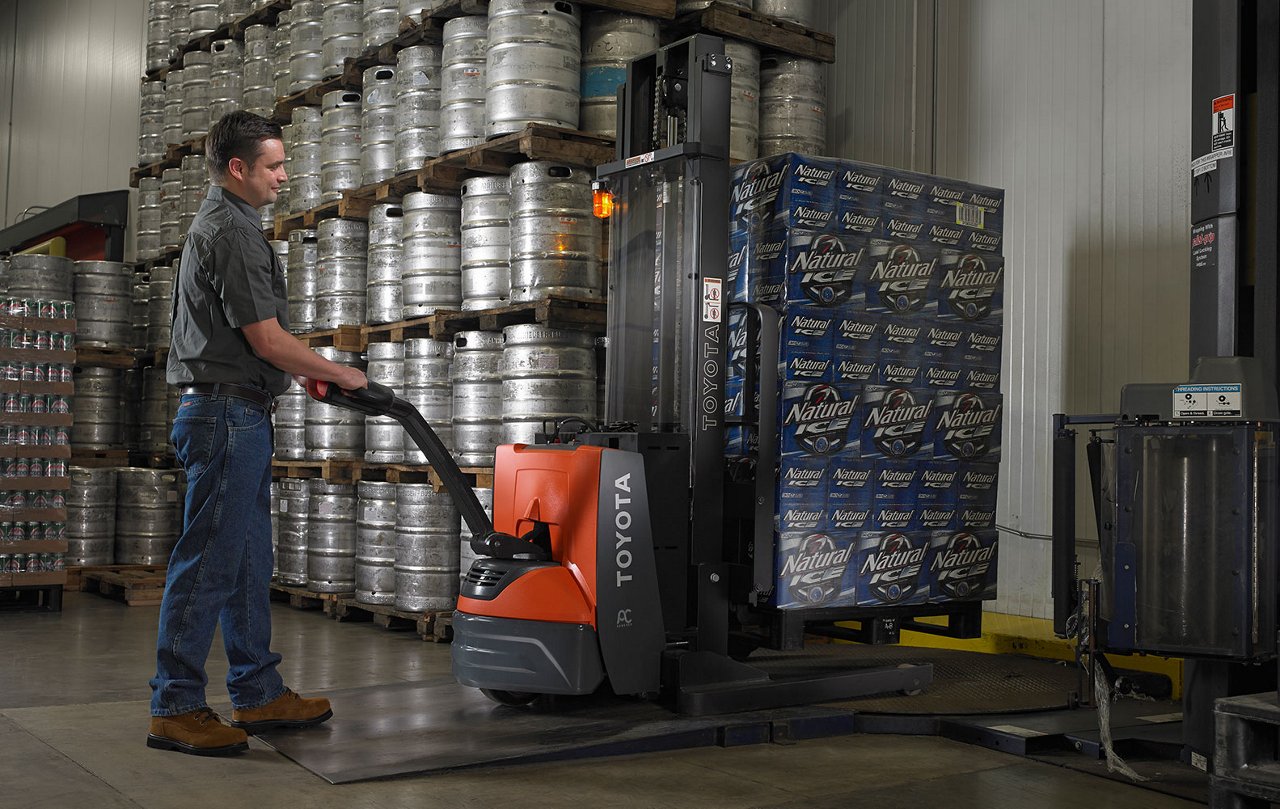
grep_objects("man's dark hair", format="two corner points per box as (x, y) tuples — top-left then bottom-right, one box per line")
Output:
(206, 111), (284, 182)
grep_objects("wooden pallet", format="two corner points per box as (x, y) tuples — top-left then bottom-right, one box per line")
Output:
(271, 457), (364, 484)
(79, 566), (167, 606)
(325, 598), (452, 641)
(295, 324), (366, 352)
(75, 346), (138, 370)
(272, 459), (494, 490)
(274, 195), (372, 240)
(129, 450), (178, 469)
(66, 563), (162, 591)
(430, 296), (608, 341)
(129, 137), (208, 187)
(429, 0), (673, 19)
(418, 125), (615, 193)
(69, 448), (130, 468)
(269, 581), (350, 610)
(227, 0), (293, 38)
(668, 1), (836, 62)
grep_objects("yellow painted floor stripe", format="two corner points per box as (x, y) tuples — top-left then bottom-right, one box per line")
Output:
(839, 612), (1183, 698)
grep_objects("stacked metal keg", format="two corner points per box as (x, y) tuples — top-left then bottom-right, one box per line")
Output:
(286, 228), (319, 332)
(139, 366), (172, 453)
(755, 0), (816, 27)
(146, 0), (174, 72)
(8, 255), (73, 301)
(400, 191), (461, 317)
(363, 342), (405, 462)
(440, 16), (488, 153)
(578, 12), (659, 138)
(457, 486), (492, 584)
(485, 0), (581, 137)
(137, 177), (163, 261)
(222, 0), (252, 24)
(273, 383), (308, 460)
(315, 218), (368, 327)
(163, 69), (185, 147)
(273, 10), (294, 99)
(72, 367), (122, 450)
(289, 1), (325, 93)
(189, 1), (221, 38)
(139, 81), (167, 165)
(275, 477), (310, 585)
(72, 261), (133, 350)
(289, 106), (323, 214)
(361, 65), (398, 184)
(509, 161), (601, 302)
(304, 346), (366, 459)
(320, 90), (363, 201)
(500, 324), (596, 445)
(120, 367), (143, 448)
(241, 24), (276, 118)
(725, 39), (760, 162)
(365, 203), (404, 324)
(131, 276), (151, 351)
(270, 238), (289, 277)
(169, 0), (191, 59)
(181, 50), (213, 140)
(321, 0), (363, 79)
(459, 175), (509, 310)
(402, 338), (453, 461)
(276, 120), (294, 216)
(394, 45), (443, 174)
(209, 38), (244, 128)
(394, 483), (460, 611)
(307, 479), (358, 593)
(146, 262), (175, 352)
(67, 467), (118, 567)
(179, 154), (208, 237)
(355, 480), (397, 604)
(400, 0), (429, 17)
(759, 55), (826, 157)
(363, 0), (400, 50)
(116, 468), (182, 565)
(159, 169), (183, 251)
(450, 331), (503, 466)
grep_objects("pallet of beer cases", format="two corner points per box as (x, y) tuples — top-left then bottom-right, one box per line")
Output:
(726, 154), (1004, 611)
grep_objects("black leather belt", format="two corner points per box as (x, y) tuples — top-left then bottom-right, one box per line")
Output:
(180, 383), (275, 411)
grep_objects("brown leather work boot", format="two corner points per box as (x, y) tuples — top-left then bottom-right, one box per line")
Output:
(147, 708), (249, 756)
(230, 688), (333, 733)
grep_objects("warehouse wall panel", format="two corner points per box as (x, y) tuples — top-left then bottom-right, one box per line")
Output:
(818, 0), (933, 171)
(1, 0), (144, 234)
(823, 0), (1191, 618)
(0, 0), (16, 225)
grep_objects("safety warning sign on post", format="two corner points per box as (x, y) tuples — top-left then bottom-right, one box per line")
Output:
(1212, 94), (1235, 151)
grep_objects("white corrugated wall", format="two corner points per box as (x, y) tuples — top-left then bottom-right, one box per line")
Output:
(0, 0), (145, 235)
(820, 0), (1192, 618)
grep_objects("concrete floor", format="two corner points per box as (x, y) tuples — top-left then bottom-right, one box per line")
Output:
(1, 592), (1201, 808)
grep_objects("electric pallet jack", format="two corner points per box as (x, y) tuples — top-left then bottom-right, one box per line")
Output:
(307, 35), (931, 716)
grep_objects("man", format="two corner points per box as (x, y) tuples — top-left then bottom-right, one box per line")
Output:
(148, 111), (367, 756)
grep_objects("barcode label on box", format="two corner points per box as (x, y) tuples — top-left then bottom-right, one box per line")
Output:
(955, 203), (985, 229)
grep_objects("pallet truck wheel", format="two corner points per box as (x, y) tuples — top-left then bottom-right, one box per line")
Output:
(481, 689), (539, 707)
(897, 663), (925, 697)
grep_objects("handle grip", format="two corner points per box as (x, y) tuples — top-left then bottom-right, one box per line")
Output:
(305, 378), (395, 417)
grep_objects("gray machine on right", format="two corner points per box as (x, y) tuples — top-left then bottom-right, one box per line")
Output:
(1051, 0), (1280, 791)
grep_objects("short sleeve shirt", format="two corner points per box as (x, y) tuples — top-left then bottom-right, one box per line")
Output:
(166, 186), (291, 396)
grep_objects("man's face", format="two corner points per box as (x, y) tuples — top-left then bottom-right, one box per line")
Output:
(229, 138), (287, 208)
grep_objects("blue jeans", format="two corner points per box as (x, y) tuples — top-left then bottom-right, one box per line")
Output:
(150, 392), (284, 716)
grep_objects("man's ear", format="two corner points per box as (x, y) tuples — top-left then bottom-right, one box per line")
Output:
(228, 157), (246, 182)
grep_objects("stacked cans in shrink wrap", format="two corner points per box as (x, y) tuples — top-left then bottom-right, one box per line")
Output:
(727, 153), (1004, 611)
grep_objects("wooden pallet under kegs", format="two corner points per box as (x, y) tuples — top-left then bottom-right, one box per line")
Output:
(70, 565), (167, 606)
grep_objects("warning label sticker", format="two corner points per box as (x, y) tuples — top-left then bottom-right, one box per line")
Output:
(1212, 93), (1235, 151)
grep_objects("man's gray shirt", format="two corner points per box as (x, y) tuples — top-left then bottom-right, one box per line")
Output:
(167, 185), (291, 396)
